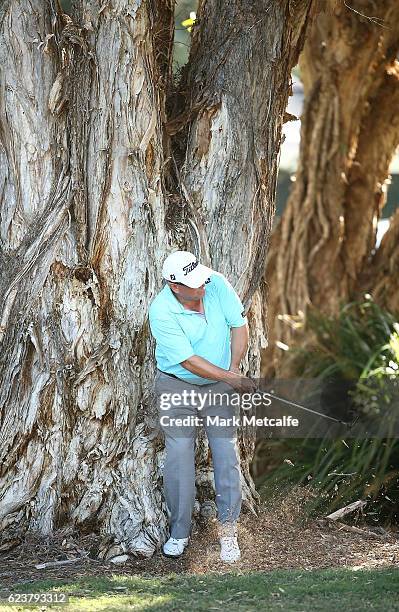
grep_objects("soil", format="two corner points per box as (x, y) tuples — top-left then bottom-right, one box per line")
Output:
(1, 489), (398, 589)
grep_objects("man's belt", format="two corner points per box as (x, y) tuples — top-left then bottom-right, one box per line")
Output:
(156, 368), (218, 384)
(157, 368), (182, 381)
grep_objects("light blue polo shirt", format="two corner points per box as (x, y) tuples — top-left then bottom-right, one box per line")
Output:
(148, 272), (247, 385)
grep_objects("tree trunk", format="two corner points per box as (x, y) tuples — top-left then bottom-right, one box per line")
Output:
(262, 0), (399, 378)
(0, 0), (312, 556)
(173, 0), (315, 517)
(358, 207), (399, 315)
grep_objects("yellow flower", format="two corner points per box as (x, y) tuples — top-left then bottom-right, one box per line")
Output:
(182, 12), (196, 33)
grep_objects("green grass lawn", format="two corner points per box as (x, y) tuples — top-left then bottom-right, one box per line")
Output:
(1, 568), (398, 611)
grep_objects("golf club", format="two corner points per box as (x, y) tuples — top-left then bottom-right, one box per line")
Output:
(254, 386), (360, 429)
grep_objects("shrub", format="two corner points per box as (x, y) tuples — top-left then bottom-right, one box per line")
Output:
(255, 297), (399, 523)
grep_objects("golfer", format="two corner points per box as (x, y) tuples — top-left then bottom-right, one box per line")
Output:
(149, 250), (256, 563)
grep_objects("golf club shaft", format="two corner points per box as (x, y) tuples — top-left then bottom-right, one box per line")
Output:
(261, 391), (349, 426)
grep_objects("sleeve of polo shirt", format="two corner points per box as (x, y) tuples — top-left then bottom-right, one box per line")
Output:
(148, 310), (195, 366)
(216, 274), (248, 328)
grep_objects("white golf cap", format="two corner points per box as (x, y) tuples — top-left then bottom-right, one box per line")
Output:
(162, 251), (213, 288)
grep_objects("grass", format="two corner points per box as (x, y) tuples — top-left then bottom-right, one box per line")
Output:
(1, 568), (399, 611)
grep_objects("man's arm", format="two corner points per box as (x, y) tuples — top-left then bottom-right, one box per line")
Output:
(214, 274), (249, 373)
(180, 354), (256, 392)
(180, 355), (236, 383)
(230, 323), (249, 371)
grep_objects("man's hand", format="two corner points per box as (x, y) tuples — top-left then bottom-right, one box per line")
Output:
(227, 372), (257, 393)
(229, 364), (257, 393)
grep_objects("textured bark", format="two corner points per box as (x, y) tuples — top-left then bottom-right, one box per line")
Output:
(0, 0), (313, 556)
(0, 0), (71, 538)
(176, 0), (315, 513)
(344, 64), (399, 286)
(262, 0), (399, 377)
(0, 0), (169, 557)
(359, 206), (399, 315)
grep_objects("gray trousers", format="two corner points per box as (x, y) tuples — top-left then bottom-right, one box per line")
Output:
(154, 370), (242, 539)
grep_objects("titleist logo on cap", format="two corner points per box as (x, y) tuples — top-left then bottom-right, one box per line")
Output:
(182, 260), (198, 276)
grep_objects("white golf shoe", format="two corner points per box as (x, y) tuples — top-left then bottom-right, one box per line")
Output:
(220, 535), (241, 562)
(163, 537), (189, 558)
(218, 522), (241, 563)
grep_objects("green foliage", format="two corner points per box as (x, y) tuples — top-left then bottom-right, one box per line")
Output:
(295, 297), (399, 419)
(256, 297), (399, 523)
(292, 297), (398, 381)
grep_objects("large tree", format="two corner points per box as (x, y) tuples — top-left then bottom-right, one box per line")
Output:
(0, 0), (313, 557)
(263, 0), (399, 377)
